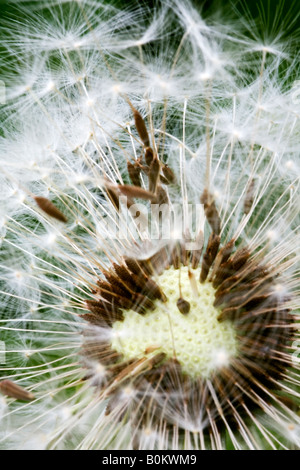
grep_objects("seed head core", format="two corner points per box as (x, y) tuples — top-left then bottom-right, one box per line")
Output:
(111, 266), (237, 378)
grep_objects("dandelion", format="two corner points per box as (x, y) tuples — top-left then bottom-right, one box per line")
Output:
(0, 0), (299, 450)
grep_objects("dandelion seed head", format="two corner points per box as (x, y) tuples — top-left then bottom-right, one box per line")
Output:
(0, 0), (299, 451)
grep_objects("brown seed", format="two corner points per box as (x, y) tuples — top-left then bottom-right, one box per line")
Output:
(133, 108), (150, 147)
(0, 380), (35, 401)
(205, 200), (221, 235)
(79, 313), (109, 327)
(86, 299), (124, 324)
(171, 245), (181, 270)
(231, 247), (251, 272)
(162, 164), (176, 184)
(103, 271), (132, 296)
(145, 147), (154, 166)
(213, 246), (250, 287)
(176, 297), (190, 314)
(127, 160), (142, 187)
(200, 189), (221, 235)
(124, 258), (145, 276)
(211, 238), (235, 285)
(34, 196), (67, 223)
(118, 184), (157, 202)
(200, 233), (221, 283)
(148, 156), (160, 194)
(99, 280), (134, 309)
(113, 264), (137, 291)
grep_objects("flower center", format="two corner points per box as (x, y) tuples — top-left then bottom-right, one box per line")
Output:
(111, 266), (237, 378)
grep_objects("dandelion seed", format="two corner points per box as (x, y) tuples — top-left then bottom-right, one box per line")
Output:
(34, 196), (68, 223)
(0, 0), (299, 451)
(0, 380), (35, 402)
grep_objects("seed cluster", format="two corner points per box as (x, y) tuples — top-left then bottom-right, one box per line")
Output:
(82, 226), (294, 443)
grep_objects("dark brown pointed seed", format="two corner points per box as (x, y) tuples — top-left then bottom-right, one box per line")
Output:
(212, 261), (231, 288)
(240, 265), (269, 284)
(215, 274), (273, 307)
(243, 293), (271, 310)
(124, 270), (147, 292)
(171, 245), (181, 269)
(211, 239), (235, 286)
(177, 297), (190, 314)
(103, 271), (132, 297)
(133, 108), (150, 147)
(106, 267), (155, 313)
(0, 380), (35, 401)
(99, 289), (133, 310)
(97, 279), (126, 299)
(244, 178), (255, 215)
(85, 299), (121, 315)
(118, 184), (157, 202)
(200, 233), (221, 283)
(113, 264), (137, 291)
(124, 258), (145, 276)
(200, 189), (221, 235)
(148, 156), (160, 194)
(34, 196), (67, 222)
(213, 246), (251, 287)
(205, 200), (221, 235)
(80, 313), (108, 326)
(86, 300), (124, 323)
(231, 247), (251, 272)
(127, 161), (142, 187)
(215, 273), (240, 294)
(145, 147), (154, 166)
(162, 164), (176, 184)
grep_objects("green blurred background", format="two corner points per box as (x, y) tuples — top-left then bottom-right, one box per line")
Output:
(1, 0), (300, 33)
(0, 0), (299, 54)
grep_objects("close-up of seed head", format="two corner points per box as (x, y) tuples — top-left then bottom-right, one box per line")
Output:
(0, 0), (299, 450)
